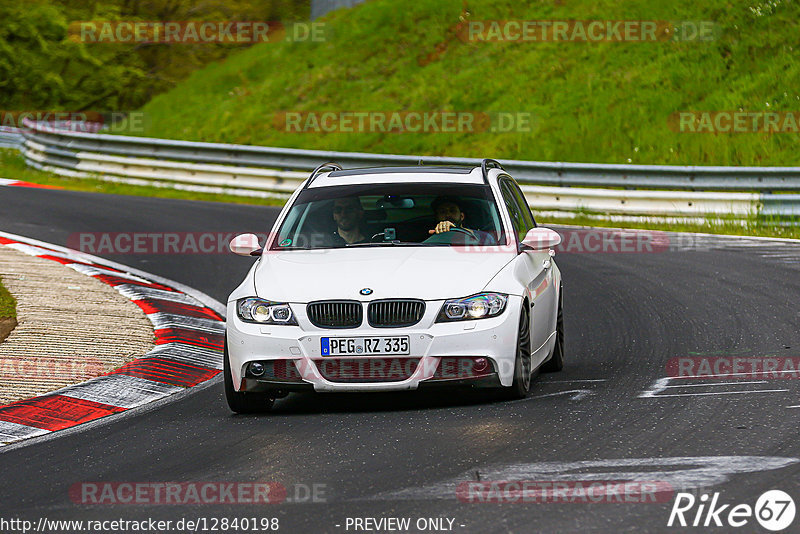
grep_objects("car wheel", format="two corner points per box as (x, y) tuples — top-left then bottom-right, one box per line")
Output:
(541, 286), (564, 373)
(503, 303), (533, 400)
(224, 339), (274, 414)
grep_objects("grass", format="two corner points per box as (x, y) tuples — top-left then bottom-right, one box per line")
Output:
(128, 0), (800, 166)
(0, 150), (282, 207)
(0, 276), (15, 320)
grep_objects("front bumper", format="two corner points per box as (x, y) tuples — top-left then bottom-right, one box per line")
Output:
(225, 297), (522, 392)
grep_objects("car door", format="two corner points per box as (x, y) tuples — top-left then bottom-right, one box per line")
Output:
(499, 178), (556, 364)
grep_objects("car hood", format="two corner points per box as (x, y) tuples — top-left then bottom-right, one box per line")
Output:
(254, 246), (515, 302)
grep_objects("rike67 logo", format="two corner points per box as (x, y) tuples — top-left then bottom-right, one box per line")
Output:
(668, 490), (795, 531)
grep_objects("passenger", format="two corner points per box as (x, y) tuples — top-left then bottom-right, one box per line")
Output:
(332, 197), (370, 245)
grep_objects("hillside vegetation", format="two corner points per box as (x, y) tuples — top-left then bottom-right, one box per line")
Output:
(135, 0), (800, 166)
(0, 0), (307, 112)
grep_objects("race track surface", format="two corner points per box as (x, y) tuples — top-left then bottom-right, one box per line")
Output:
(1, 187), (799, 533)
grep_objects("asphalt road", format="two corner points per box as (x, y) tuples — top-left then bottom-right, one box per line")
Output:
(1, 186), (800, 533)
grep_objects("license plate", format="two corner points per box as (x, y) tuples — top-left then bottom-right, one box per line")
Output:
(321, 336), (410, 356)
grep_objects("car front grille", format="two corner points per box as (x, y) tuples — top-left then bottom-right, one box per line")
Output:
(307, 300), (363, 328)
(367, 299), (426, 328)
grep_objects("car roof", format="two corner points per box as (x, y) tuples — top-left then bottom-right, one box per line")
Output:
(308, 166), (493, 188)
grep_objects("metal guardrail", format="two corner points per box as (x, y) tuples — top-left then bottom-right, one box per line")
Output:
(12, 119), (800, 220)
(0, 127), (24, 150)
(20, 120), (800, 191)
(311, 0), (367, 19)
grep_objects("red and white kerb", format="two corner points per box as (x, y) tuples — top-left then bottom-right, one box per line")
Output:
(0, 234), (224, 446)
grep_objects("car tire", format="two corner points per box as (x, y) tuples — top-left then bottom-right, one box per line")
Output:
(541, 286), (564, 373)
(502, 303), (533, 400)
(224, 338), (274, 414)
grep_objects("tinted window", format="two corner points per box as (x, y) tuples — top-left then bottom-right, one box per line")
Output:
(505, 180), (536, 240)
(499, 181), (525, 242)
(508, 179), (536, 235)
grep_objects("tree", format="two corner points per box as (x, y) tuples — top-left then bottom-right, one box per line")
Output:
(0, 0), (309, 113)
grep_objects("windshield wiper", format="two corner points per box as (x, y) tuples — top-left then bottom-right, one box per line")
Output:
(345, 241), (403, 247)
(345, 241), (452, 247)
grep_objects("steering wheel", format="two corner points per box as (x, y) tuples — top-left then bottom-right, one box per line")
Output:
(424, 227), (479, 245)
(447, 227), (474, 236)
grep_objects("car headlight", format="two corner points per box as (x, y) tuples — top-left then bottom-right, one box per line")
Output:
(237, 298), (297, 325)
(436, 292), (508, 322)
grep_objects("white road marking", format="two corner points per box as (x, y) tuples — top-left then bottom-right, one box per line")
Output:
(664, 381), (769, 388)
(646, 389), (789, 398)
(639, 377), (671, 398)
(370, 456), (800, 501)
(544, 379), (608, 383)
(528, 389), (592, 401)
(641, 376), (793, 398)
(671, 371), (798, 379)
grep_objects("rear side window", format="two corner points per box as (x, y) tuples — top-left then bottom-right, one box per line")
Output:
(499, 180), (525, 242)
(508, 180), (536, 231)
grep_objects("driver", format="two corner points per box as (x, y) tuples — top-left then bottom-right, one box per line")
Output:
(332, 197), (369, 245)
(428, 196), (476, 237)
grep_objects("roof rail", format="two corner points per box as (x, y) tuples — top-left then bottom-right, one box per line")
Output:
(304, 162), (343, 189)
(481, 159), (504, 184)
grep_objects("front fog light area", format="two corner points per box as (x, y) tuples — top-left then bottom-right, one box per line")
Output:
(237, 298), (297, 325)
(430, 356), (496, 380)
(436, 293), (508, 322)
(244, 360), (305, 382)
(249, 362), (266, 377)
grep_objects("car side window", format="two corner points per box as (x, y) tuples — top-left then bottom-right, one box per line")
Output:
(500, 180), (524, 242)
(509, 180), (536, 232)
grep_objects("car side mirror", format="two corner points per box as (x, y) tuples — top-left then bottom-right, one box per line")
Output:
(229, 233), (263, 256)
(521, 227), (562, 251)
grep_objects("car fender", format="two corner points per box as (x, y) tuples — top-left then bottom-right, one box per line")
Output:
(482, 253), (537, 297)
(227, 260), (259, 304)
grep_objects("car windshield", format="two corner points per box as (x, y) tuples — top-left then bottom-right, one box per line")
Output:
(271, 183), (507, 250)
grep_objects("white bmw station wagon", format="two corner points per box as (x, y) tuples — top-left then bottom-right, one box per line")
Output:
(225, 160), (564, 413)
